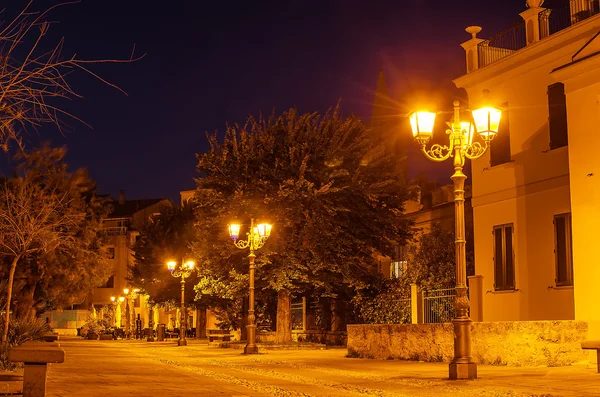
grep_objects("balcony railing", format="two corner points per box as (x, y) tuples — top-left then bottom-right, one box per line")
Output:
(478, 1), (600, 68)
(477, 20), (526, 68)
(103, 226), (127, 236)
(539, 1), (600, 40)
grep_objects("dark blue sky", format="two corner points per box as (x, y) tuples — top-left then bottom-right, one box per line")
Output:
(2, 0), (546, 202)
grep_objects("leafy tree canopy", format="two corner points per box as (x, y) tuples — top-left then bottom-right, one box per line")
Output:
(192, 106), (413, 305)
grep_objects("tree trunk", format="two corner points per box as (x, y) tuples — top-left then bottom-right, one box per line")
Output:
(275, 289), (292, 344)
(2, 256), (20, 344)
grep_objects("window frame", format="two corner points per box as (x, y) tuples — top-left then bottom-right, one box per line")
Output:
(554, 213), (574, 287)
(547, 83), (568, 150)
(490, 102), (512, 167)
(493, 223), (516, 291)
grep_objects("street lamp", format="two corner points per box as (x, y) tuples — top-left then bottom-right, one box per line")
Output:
(167, 259), (195, 346)
(409, 100), (501, 380)
(227, 218), (272, 354)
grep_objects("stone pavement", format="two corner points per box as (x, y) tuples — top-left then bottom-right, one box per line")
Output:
(5, 337), (600, 397)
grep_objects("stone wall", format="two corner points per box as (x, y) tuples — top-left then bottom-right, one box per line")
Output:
(347, 321), (587, 366)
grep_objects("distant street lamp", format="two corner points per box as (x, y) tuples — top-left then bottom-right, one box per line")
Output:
(409, 100), (501, 380)
(167, 259), (195, 346)
(227, 218), (272, 354)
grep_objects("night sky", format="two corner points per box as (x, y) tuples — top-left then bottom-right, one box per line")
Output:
(1, 0), (549, 203)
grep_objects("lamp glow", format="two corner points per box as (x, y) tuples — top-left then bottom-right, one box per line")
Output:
(460, 121), (475, 146)
(118, 296), (125, 303)
(255, 223), (272, 238)
(123, 288), (129, 295)
(167, 261), (177, 273)
(110, 296), (116, 302)
(228, 223), (241, 240)
(472, 107), (502, 140)
(184, 260), (195, 270)
(409, 111), (436, 142)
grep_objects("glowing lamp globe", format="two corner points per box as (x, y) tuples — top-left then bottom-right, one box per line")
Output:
(184, 260), (195, 270)
(409, 111), (436, 143)
(472, 107), (502, 141)
(123, 288), (129, 295)
(167, 261), (177, 273)
(228, 223), (241, 240)
(110, 296), (116, 303)
(460, 122), (475, 146)
(255, 223), (272, 238)
(133, 288), (140, 294)
(118, 296), (125, 303)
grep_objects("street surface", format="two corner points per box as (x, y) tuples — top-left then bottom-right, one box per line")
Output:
(29, 337), (600, 396)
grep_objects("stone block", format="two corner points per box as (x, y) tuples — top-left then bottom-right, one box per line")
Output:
(8, 342), (65, 364)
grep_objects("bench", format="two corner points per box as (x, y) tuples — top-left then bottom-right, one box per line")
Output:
(581, 340), (600, 373)
(208, 329), (232, 342)
(165, 328), (179, 339)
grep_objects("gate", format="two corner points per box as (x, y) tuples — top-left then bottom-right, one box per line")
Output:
(422, 287), (456, 324)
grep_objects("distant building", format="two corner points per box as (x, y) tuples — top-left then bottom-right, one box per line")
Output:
(455, 0), (600, 336)
(92, 190), (172, 307)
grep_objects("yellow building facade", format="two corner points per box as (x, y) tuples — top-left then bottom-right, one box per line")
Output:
(454, 1), (600, 334)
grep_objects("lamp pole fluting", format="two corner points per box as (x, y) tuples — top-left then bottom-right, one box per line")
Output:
(167, 259), (195, 346)
(228, 218), (272, 354)
(409, 100), (501, 380)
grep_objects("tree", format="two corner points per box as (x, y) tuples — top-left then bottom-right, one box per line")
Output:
(192, 106), (412, 342)
(0, 2), (137, 151)
(129, 204), (200, 310)
(0, 145), (110, 343)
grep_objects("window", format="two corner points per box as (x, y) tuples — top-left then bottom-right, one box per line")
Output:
(548, 83), (568, 149)
(107, 247), (115, 259)
(134, 296), (141, 308)
(554, 213), (574, 286)
(493, 224), (515, 290)
(490, 102), (511, 166)
(391, 260), (407, 278)
(99, 275), (115, 288)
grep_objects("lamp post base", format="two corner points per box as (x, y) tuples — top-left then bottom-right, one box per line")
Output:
(177, 339), (187, 346)
(449, 362), (477, 380)
(243, 344), (258, 354)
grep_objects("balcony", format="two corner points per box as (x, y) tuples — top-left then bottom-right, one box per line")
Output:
(477, 1), (600, 68)
(103, 226), (128, 236)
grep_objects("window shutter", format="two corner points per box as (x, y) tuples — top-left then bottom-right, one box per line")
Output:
(490, 102), (511, 166)
(548, 83), (568, 149)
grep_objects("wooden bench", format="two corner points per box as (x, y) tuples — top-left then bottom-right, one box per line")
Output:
(165, 328), (179, 339)
(208, 329), (232, 342)
(581, 340), (600, 373)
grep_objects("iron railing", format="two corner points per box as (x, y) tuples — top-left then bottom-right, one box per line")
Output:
(422, 287), (456, 324)
(103, 226), (128, 236)
(539, 0), (600, 40)
(291, 301), (304, 330)
(477, 20), (526, 68)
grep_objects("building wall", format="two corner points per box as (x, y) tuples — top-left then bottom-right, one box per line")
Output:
(553, 56), (600, 338)
(451, 16), (600, 322)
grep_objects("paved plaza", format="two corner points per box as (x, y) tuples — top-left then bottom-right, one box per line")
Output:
(2, 337), (600, 397)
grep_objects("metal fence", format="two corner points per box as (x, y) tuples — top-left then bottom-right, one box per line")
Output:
(291, 301), (304, 330)
(477, 20), (526, 68)
(539, 1), (600, 40)
(422, 287), (456, 324)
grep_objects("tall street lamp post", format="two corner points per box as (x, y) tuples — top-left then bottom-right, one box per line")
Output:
(110, 296), (118, 328)
(227, 219), (272, 354)
(167, 259), (195, 346)
(409, 100), (502, 380)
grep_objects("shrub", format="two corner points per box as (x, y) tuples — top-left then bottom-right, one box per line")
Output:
(0, 317), (52, 371)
